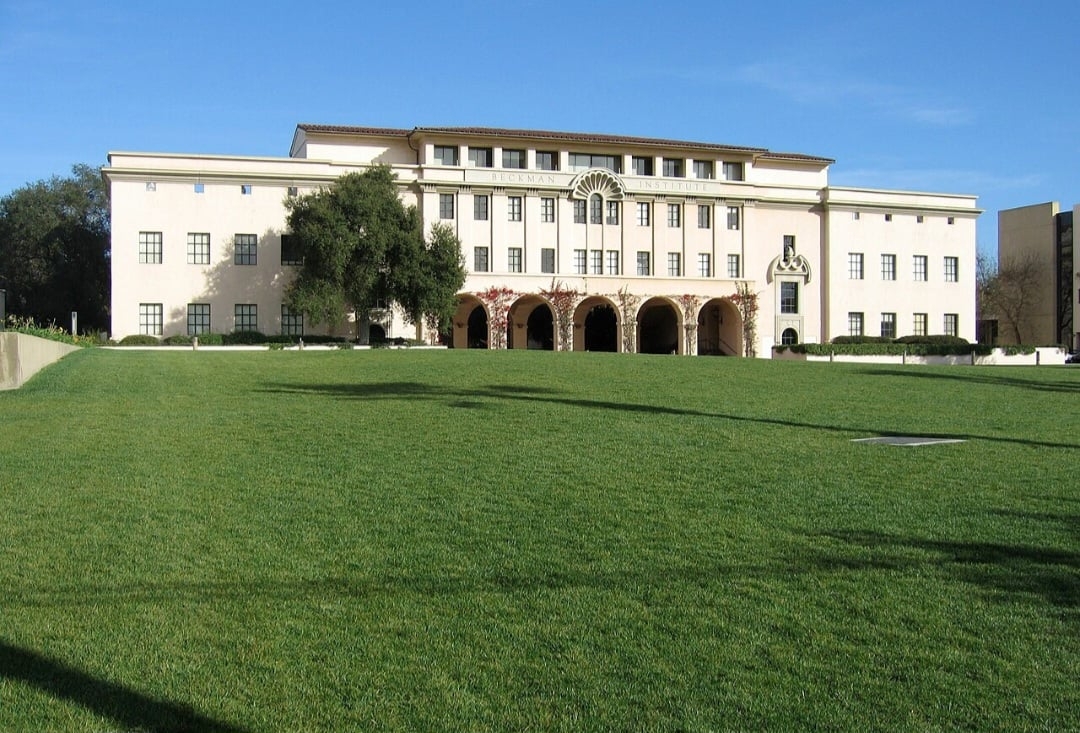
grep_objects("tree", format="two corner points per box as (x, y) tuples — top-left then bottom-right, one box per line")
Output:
(0, 164), (110, 331)
(285, 167), (465, 334)
(977, 251), (1045, 344)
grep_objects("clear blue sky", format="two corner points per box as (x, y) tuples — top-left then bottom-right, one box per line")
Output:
(2, 0), (1077, 257)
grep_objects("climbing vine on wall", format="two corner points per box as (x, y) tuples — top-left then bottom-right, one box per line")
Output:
(476, 286), (516, 349)
(616, 286), (639, 354)
(676, 294), (701, 356)
(539, 279), (580, 351)
(730, 282), (759, 357)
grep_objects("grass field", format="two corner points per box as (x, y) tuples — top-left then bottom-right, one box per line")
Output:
(0, 348), (1077, 732)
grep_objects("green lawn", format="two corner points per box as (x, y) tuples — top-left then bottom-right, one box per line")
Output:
(1, 348), (1077, 732)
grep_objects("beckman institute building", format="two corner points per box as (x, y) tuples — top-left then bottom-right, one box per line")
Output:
(104, 124), (980, 355)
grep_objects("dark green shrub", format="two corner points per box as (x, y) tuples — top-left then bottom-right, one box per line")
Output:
(830, 335), (893, 345)
(162, 334), (193, 345)
(222, 331), (267, 345)
(196, 333), (224, 345)
(895, 334), (969, 345)
(118, 334), (160, 346)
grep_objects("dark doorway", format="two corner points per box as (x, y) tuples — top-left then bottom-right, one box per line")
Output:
(467, 306), (488, 349)
(584, 305), (617, 351)
(639, 302), (679, 354)
(526, 306), (554, 350)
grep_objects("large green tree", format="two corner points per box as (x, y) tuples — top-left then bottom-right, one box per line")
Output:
(285, 167), (465, 335)
(0, 164), (110, 331)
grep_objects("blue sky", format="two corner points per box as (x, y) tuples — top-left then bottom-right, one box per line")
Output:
(1, 0), (1076, 256)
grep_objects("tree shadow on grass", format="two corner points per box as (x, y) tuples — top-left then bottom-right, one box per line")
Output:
(258, 380), (1080, 450)
(804, 529), (1080, 609)
(855, 367), (1080, 395)
(0, 640), (250, 732)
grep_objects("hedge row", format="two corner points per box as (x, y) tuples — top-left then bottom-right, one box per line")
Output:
(119, 332), (350, 347)
(777, 341), (1038, 357)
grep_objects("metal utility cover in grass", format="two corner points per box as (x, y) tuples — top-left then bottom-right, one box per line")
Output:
(852, 436), (966, 446)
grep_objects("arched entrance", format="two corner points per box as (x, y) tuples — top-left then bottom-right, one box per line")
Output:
(573, 297), (618, 352)
(697, 298), (743, 356)
(638, 298), (680, 354)
(369, 323), (386, 343)
(467, 307), (488, 348)
(508, 295), (554, 350)
(451, 295), (488, 349)
(781, 328), (799, 345)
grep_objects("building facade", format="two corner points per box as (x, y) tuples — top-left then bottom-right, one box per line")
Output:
(993, 202), (1076, 348)
(105, 125), (980, 354)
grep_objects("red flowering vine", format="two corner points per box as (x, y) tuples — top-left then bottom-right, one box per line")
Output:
(476, 286), (515, 349)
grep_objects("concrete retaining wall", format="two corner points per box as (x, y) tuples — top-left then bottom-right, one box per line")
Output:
(0, 333), (80, 390)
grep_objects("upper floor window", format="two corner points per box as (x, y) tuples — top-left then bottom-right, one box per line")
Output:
(139, 231), (162, 264)
(473, 246), (490, 272)
(281, 234), (303, 266)
(589, 249), (602, 275)
(240, 184), (252, 195)
(439, 193), (454, 220)
(662, 158), (683, 177)
(541, 248), (555, 274)
(573, 249), (586, 274)
(433, 145), (458, 165)
(589, 194), (603, 224)
(848, 252), (864, 280)
(606, 251), (619, 275)
(881, 254), (896, 281)
(693, 160), (714, 179)
(636, 202), (650, 226)
(667, 203), (681, 228)
(540, 197), (555, 223)
(508, 196), (522, 222)
(913, 255), (927, 281)
(636, 251), (650, 276)
(722, 161), (744, 181)
(573, 199), (587, 224)
(187, 233), (211, 265)
(632, 156), (653, 176)
(727, 254), (740, 278)
(606, 201), (620, 225)
(697, 253), (711, 277)
(536, 151), (558, 171)
(727, 206), (740, 230)
(697, 205), (711, 229)
(234, 234), (257, 265)
(667, 252), (681, 277)
(944, 256), (959, 282)
(474, 194), (489, 221)
(468, 147), (493, 167)
(780, 281), (799, 314)
(569, 152), (621, 173)
(502, 149), (526, 169)
(507, 247), (522, 273)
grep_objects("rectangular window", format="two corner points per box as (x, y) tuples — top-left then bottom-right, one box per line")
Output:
(881, 254), (896, 281)
(573, 249), (586, 274)
(138, 303), (163, 336)
(508, 247), (522, 273)
(589, 195), (602, 224)
(848, 312), (864, 337)
(508, 196), (522, 222)
(944, 256), (959, 282)
(693, 160), (714, 179)
(727, 254), (740, 278)
(880, 312), (896, 339)
(848, 252), (864, 280)
(281, 305), (303, 336)
(727, 206), (740, 230)
(662, 158), (683, 177)
(948, 217), (955, 225)
(187, 303), (210, 335)
(502, 149), (526, 169)
(606, 201), (620, 225)
(853, 211), (861, 220)
(473, 246), (489, 272)
(723, 161), (744, 181)
(240, 184), (252, 195)
(536, 151), (558, 171)
(632, 156), (653, 176)
(234, 234), (257, 265)
(636, 251), (651, 276)
(589, 249), (602, 275)
(697, 253), (711, 277)
(281, 234), (303, 266)
(439, 193), (454, 220)
(944, 313), (959, 336)
(234, 304), (257, 332)
(541, 248), (555, 274)
(667, 252), (681, 277)
(568, 152), (621, 172)
(194, 183), (205, 194)
(667, 203), (681, 228)
(138, 231), (162, 264)
(697, 205), (711, 229)
(780, 282), (799, 314)
(574, 199), (587, 224)
(606, 250), (619, 275)
(287, 186), (298, 197)
(917, 215), (925, 223)
(468, 147), (493, 167)
(636, 202), (650, 226)
(884, 213), (893, 222)
(433, 145), (458, 165)
(540, 197), (555, 222)
(913, 313), (928, 336)
(187, 232), (210, 265)
(473, 194), (489, 221)
(913, 255), (927, 281)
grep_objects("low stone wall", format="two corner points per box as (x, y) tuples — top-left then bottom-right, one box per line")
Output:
(0, 333), (80, 390)
(775, 346), (1067, 366)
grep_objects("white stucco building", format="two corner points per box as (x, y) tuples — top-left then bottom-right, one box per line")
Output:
(104, 124), (980, 354)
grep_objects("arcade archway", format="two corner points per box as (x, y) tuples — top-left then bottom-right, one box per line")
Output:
(574, 296), (619, 352)
(697, 298), (743, 356)
(638, 297), (681, 354)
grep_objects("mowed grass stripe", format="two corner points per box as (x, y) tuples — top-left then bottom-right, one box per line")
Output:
(0, 349), (1077, 731)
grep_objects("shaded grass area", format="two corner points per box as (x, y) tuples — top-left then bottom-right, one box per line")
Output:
(0, 349), (1077, 731)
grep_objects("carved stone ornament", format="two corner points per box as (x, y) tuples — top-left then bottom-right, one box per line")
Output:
(569, 168), (626, 201)
(766, 254), (812, 284)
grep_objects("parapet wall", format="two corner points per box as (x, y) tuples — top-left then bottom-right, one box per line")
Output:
(0, 333), (80, 390)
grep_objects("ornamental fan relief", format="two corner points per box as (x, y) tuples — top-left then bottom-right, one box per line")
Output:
(569, 169), (626, 201)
